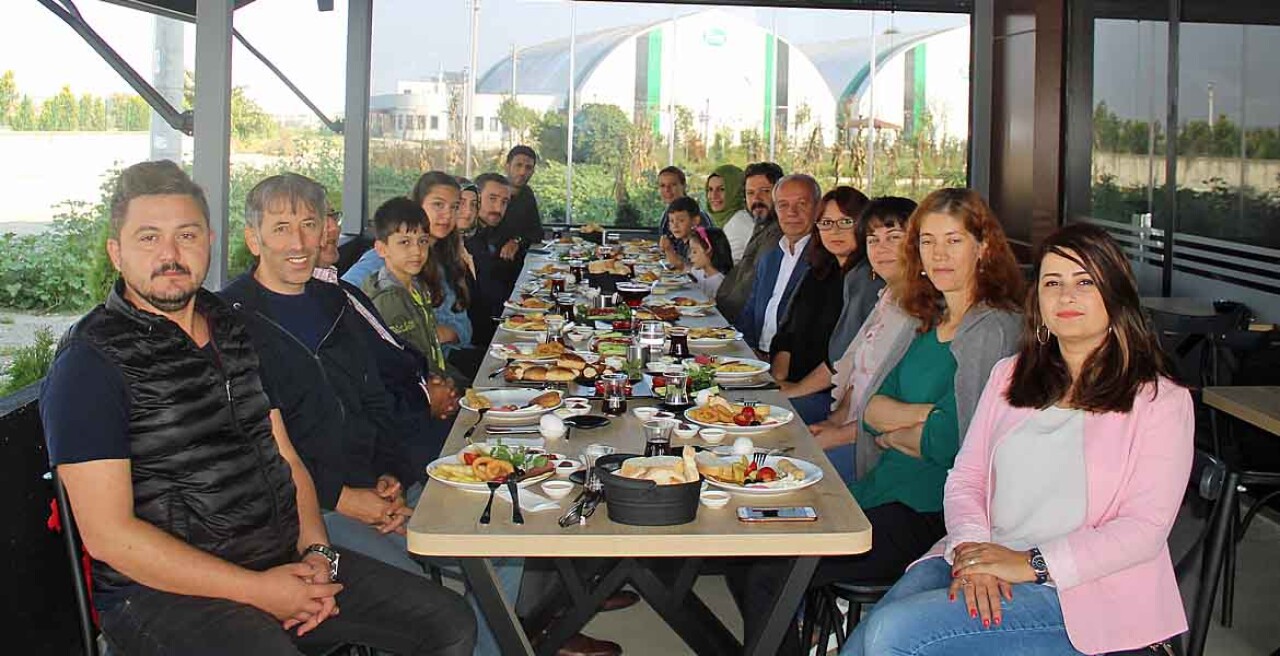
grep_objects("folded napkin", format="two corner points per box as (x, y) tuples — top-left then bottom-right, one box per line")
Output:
(496, 487), (562, 513)
(484, 436), (546, 448)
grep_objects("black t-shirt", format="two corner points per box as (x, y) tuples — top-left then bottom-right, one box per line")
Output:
(262, 287), (331, 351)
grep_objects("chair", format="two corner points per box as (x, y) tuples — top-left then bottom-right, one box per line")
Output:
(1174, 450), (1238, 656)
(51, 471), (106, 656)
(799, 580), (895, 652)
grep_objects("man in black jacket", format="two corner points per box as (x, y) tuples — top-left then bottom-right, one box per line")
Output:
(493, 144), (544, 252)
(221, 174), (422, 573)
(465, 172), (520, 346)
(42, 160), (474, 655)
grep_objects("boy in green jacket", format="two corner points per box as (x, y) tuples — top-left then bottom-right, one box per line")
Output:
(362, 197), (448, 373)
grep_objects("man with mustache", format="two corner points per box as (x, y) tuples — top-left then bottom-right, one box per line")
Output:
(490, 145), (544, 261)
(715, 161), (785, 322)
(40, 161), (475, 655)
(463, 172), (519, 346)
(736, 173), (822, 353)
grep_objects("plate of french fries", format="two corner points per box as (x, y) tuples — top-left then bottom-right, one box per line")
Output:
(694, 452), (823, 494)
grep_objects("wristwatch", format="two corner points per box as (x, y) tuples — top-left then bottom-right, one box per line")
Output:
(303, 543), (340, 582)
(1028, 547), (1049, 584)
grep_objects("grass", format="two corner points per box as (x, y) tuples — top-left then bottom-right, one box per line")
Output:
(1, 327), (56, 394)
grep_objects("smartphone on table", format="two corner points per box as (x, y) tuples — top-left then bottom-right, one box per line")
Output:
(736, 506), (818, 522)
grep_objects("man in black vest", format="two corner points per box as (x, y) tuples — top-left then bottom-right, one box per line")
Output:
(40, 160), (475, 655)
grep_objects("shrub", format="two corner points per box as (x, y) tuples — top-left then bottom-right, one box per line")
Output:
(2, 326), (56, 394)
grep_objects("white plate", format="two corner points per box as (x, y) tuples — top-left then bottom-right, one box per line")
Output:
(688, 331), (744, 347)
(489, 342), (559, 362)
(425, 454), (556, 493)
(710, 357), (771, 379)
(668, 297), (714, 309)
(460, 388), (564, 423)
(683, 403), (795, 435)
(700, 454), (824, 495)
(504, 298), (557, 313)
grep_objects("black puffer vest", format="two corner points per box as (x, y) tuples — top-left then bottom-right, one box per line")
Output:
(63, 282), (299, 597)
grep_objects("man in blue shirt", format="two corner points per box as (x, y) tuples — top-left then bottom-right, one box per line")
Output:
(41, 160), (474, 655)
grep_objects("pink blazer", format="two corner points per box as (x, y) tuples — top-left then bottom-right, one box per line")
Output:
(918, 356), (1193, 655)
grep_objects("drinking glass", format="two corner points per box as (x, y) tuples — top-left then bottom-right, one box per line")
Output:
(666, 326), (691, 358)
(642, 418), (677, 457)
(602, 373), (629, 416)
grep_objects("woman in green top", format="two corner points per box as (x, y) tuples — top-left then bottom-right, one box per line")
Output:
(727, 189), (1025, 656)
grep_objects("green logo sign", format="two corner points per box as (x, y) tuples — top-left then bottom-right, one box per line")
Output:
(703, 27), (727, 47)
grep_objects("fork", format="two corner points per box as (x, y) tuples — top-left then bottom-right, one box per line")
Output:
(463, 407), (490, 444)
(751, 451), (769, 469)
(479, 480), (500, 525)
(507, 475), (525, 525)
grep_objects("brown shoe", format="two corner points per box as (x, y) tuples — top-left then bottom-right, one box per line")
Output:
(555, 632), (622, 656)
(599, 590), (640, 612)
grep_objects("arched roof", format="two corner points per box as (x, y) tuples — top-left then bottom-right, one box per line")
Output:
(798, 27), (960, 103)
(477, 20), (665, 97)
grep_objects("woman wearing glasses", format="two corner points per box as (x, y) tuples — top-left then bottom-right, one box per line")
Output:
(771, 186), (869, 425)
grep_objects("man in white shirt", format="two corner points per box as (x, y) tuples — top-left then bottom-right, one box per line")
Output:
(737, 174), (821, 352)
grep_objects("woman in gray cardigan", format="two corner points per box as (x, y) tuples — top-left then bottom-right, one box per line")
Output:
(728, 189), (1026, 656)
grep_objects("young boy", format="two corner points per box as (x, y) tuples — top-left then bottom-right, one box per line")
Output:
(659, 195), (703, 270)
(363, 196), (448, 373)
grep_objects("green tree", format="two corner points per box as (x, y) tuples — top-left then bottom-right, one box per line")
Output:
(572, 103), (629, 166)
(11, 95), (36, 130)
(107, 93), (151, 131)
(182, 71), (277, 141)
(497, 96), (540, 147)
(78, 93), (107, 131)
(535, 109), (568, 163)
(38, 85), (79, 131)
(0, 70), (17, 126)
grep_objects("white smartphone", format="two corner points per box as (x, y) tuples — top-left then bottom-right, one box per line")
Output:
(736, 506), (818, 522)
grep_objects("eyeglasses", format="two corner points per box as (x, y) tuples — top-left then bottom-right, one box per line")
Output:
(817, 217), (856, 231)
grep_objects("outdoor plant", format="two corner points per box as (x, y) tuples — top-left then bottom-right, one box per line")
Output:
(1, 326), (56, 394)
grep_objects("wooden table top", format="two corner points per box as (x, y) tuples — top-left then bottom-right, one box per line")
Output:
(406, 246), (873, 558)
(1141, 296), (1217, 318)
(1202, 386), (1280, 437)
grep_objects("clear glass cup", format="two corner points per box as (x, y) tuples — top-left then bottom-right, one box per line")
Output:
(642, 418), (677, 457)
(602, 372), (628, 416)
(637, 320), (666, 349)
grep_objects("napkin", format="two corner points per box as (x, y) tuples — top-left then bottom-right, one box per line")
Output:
(484, 437), (546, 449)
(496, 487), (562, 513)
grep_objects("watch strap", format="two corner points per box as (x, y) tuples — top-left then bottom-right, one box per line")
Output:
(1028, 546), (1049, 584)
(303, 543), (340, 582)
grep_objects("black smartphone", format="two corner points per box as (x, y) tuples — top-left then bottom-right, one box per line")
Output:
(736, 506), (819, 522)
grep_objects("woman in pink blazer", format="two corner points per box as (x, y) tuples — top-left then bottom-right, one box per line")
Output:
(843, 223), (1192, 656)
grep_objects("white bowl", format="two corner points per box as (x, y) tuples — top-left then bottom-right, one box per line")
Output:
(653, 411), (676, 422)
(700, 428), (728, 444)
(541, 480), (575, 499)
(673, 423), (700, 440)
(554, 459), (583, 478)
(700, 490), (731, 509)
(632, 407), (659, 422)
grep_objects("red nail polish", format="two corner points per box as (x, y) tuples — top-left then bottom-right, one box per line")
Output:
(971, 609), (977, 618)
(949, 594), (955, 601)
(983, 618), (990, 628)
(995, 617), (1002, 626)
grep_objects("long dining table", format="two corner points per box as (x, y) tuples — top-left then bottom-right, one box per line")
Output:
(406, 241), (872, 656)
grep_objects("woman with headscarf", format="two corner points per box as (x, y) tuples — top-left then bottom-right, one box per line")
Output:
(710, 164), (752, 262)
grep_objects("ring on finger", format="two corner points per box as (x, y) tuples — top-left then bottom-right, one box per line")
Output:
(967, 558), (977, 567)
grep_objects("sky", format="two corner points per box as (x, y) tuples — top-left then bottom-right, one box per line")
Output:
(1, 0), (964, 117)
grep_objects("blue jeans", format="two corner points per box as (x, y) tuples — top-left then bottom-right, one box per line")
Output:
(324, 483), (524, 656)
(842, 558), (1084, 656)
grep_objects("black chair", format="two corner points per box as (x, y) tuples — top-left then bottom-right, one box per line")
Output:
(1174, 450), (1238, 656)
(799, 580), (894, 651)
(51, 471), (106, 656)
